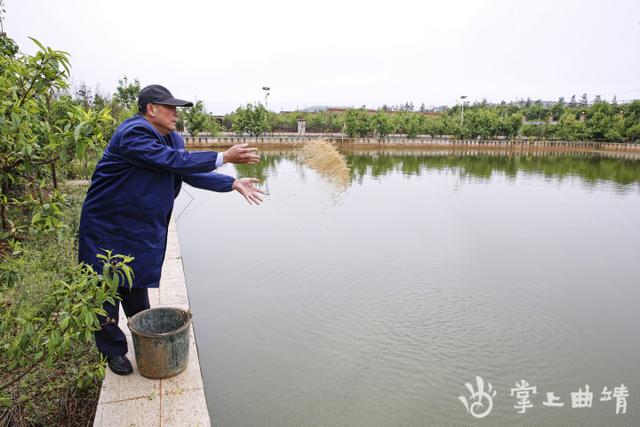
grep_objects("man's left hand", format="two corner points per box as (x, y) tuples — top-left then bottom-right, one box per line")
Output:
(232, 178), (265, 205)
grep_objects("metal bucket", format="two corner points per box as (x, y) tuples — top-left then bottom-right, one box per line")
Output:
(127, 307), (192, 379)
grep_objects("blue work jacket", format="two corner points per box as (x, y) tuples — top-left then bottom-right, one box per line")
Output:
(78, 114), (235, 288)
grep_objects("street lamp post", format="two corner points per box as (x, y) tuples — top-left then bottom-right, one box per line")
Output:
(460, 95), (468, 126)
(262, 86), (270, 110)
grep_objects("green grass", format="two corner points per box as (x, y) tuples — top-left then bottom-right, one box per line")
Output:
(1, 182), (104, 427)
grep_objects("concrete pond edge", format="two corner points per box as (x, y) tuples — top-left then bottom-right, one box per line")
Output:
(93, 218), (211, 427)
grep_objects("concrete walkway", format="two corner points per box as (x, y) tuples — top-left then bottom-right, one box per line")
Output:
(93, 219), (211, 426)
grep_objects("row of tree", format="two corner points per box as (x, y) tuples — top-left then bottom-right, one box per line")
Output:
(65, 78), (640, 144)
(10, 48), (639, 144)
(218, 100), (640, 143)
(74, 79), (222, 138)
(58, 72), (640, 144)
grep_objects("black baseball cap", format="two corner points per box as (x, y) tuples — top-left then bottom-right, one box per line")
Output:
(137, 84), (194, 112)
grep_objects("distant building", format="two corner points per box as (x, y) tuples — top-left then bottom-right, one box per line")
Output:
(294, 105), (441, 116)
(300, 105), (348, 113)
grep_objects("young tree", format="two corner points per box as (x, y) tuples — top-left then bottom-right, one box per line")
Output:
(393, 112), (422, 138)
(75, 82), (93, 110)
(182, 100), (209, 136)
(307, 112), (340, 133)
(465, 109), (500, 139)
(112, 76), (141, 123)
(342, 109), (372, 137)
(92, 90), (110, 112)
(586, 102), (613, 141)
(1, 251), (134, 421)
(113, 76), (140, 111)
(604, 114), (625, 142)
(550, 100), (565, 121)
(621, 101), (640, 142)
(497, 113), (522, 139)
(524, 103), (548, 121)
(626, 122), (640, 142)
(422, 115), (444, 137)
(0, 35), (110, 231)
(555, 111), (588, 141)
(580, 93), (588, 106)
(372, 111), (394, 139)
(0, 35), (71, 230)
(231, 103), (269, 136)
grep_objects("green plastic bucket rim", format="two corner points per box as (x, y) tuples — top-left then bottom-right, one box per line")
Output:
(127, 307), (192, 339)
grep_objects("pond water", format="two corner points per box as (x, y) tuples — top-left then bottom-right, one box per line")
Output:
(175, 149), (640, 427)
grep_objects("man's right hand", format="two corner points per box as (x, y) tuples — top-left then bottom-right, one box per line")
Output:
(223, 143), (260, 164)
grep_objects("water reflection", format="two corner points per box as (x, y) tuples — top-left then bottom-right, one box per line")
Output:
(233, 149), (640, 192)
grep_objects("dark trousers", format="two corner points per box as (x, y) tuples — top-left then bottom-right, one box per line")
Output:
(95, 287), (150, 357)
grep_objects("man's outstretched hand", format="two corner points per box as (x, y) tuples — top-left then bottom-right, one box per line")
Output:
(223, 143), (260, 164)
(232, 178), (265, 205)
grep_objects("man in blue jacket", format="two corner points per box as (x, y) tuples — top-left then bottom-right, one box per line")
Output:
(79, 84), (263, 375)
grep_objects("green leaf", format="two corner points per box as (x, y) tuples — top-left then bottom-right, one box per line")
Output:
(84, 310), (94, 328)
(28, 37), (46, 52)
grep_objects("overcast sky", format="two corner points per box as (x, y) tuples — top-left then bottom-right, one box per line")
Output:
(6, 0), (640, 114)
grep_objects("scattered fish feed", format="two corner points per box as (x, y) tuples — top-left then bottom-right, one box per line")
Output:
(298, 140), (350, 188)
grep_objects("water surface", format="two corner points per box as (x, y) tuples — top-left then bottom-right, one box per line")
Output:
(176, 150), (640, 426)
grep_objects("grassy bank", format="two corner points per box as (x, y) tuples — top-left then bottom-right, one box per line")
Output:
(0, 182), (104, 426)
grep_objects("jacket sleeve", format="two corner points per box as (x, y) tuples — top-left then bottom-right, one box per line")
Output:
(119, 125), (219, 174)
(182, 172), (236, 192)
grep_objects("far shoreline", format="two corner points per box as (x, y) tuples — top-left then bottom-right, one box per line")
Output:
(184, 135), (640, 157)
